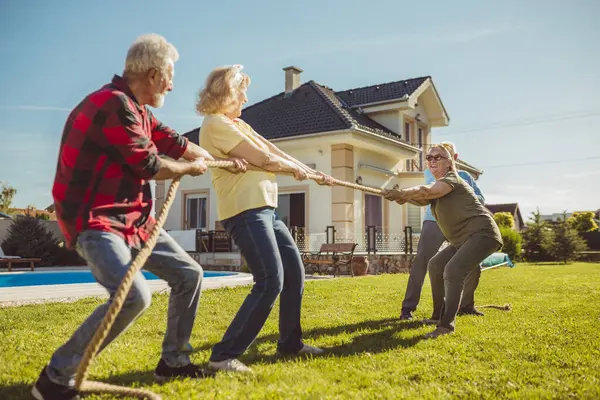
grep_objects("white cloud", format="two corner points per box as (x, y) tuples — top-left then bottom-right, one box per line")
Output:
(264, 27), (506, 61)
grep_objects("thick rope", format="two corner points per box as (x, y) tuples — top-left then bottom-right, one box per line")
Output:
(72, 159), (500, 399)
(75, 161), (236, 399)
(478, 304), (512, 311)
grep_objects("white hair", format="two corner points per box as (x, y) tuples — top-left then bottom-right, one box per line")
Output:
(124, 34), (179, 77)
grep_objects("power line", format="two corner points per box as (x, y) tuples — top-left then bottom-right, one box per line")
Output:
(479, 156), (600, 169)
(436, 109), (600, 136)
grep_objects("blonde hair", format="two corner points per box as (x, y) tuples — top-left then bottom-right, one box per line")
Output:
(196, 66), (251, 116)
(429, 143), (457, 172)
(124, 34), (179, 78)
(439, 141), (457, 158)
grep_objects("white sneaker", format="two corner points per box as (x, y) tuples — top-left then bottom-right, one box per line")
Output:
(297, 344), (324, 355)
(208, 358), (253, 373)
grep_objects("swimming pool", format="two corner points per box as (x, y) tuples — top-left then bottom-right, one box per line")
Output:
(0, 270), (237, 288)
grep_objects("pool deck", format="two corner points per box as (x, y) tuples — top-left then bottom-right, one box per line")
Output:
(0, 266), (333, 307)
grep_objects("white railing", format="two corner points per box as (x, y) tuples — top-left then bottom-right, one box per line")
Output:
(292, 229), (420, 254)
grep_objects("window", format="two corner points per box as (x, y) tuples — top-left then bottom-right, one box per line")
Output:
(365, 194), (383, 230)
(277, 193), (306, 228)
(406, 203), (422, 233)
(404, 122), (411, 144)
(185, 194), (207, 230)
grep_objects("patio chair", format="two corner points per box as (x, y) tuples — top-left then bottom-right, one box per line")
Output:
(0, 247), (41, 272)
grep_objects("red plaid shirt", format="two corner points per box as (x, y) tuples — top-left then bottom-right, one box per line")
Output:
(52, 75), (188, 249)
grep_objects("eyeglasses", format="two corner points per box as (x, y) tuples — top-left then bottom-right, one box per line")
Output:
(426, 154), (448, 162)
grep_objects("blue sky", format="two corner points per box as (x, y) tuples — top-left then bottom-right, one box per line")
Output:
(1, 0), (598, 220)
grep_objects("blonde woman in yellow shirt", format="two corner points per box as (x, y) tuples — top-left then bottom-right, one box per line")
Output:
(197, 65), (334, 373)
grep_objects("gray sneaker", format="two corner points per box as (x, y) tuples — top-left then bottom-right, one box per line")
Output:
(424, 327), (454, 339)
(297, 344), (324, 355)
(208, 358), (253, 373)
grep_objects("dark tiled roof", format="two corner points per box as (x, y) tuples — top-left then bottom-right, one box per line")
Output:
(336, 76), (429, 107)
(183, 77), (431, 148)
(486, 203), (518, 215)
(183, 127), (200, 144)
(239, 81), (405, 143)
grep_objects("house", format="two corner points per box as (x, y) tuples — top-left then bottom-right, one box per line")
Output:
(158, 66), (482, 252)
(539, 212), (573, 223)
(8, 206), (56, 220)
(486, 203), (524, 231)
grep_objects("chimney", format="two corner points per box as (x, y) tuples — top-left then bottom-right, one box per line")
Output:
(283, 66), (303, 93)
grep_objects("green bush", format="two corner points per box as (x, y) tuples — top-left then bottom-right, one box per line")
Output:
(499, 226), (522, 261)
(568, 211), (598, 233)
(494, 212), (515, 229)
(55, 242), (87, 266)
(1, 216), (60, 266)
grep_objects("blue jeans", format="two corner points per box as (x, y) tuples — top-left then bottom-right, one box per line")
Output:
(210, 207), (305, 361)
(46, 229), (203, 387)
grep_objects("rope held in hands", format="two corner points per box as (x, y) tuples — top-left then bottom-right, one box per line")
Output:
(73, 160), (508, 399)
(74, 160), (384, 399)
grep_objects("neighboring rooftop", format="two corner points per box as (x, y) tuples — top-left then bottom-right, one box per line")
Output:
(486, 203), (525, 228)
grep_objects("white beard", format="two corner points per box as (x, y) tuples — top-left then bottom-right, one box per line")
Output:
(151, 93), (165, 108)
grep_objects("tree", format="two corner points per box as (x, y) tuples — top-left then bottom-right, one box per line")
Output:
(551, 212), (588, 264)
(0, 183), (17, 211)
(568, 211), (598, 233)
(1, 215), (60, 266)
(522, 208), (555, 262)
(494, 212), (515, 229)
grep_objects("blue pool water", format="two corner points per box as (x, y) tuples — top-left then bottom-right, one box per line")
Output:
(0, 270), (237, 288)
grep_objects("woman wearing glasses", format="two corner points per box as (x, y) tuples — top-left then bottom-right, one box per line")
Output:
(382, 143), (502, 338)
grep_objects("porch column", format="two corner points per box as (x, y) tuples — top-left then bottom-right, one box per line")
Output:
(331, 144), (354, 238)
(155, 180), (166, 218)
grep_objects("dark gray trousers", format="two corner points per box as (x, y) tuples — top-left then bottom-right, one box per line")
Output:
(428, 233), (500, 330)
(401, 221), (482, 314)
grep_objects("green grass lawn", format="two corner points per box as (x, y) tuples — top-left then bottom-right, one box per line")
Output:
(1, 263), (599, 399)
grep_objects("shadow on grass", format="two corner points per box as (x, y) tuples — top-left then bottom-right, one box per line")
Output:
(0, 383), (32, 400)
(0, 319), (424, 399)
(0, 369), (216, 400)
(192, 317), (426, 365)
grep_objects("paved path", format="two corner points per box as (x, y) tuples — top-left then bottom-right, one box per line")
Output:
(0, 269), (253, 306)
(0, 268), (334, 307)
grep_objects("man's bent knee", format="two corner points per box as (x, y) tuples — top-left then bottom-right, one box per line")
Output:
(123, 282), (152, 316)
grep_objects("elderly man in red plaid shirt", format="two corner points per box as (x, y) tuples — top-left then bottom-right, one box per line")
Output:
(32, 34), (247, 400)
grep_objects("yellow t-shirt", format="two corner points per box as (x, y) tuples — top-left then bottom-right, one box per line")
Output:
(199, 114), (278, 221)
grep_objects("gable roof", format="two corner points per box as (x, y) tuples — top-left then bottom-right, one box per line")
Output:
(486, 203), (518, 214)
(456, 158), (483, 175)
(239, 80), (408, 145)
(336, 76), (429, 108)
